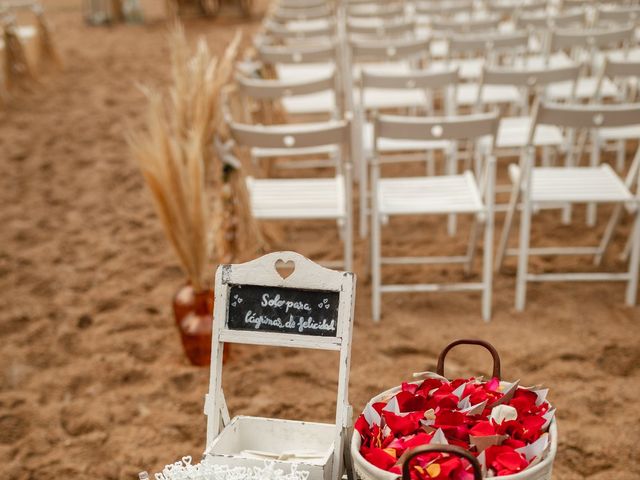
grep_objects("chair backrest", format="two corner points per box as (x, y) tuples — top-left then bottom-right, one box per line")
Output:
(347, 2), (405, 20)
(602, 57), (640, 79)
(347, 18), (415, 38)
(277, 0), (326, 9)
(529, 101), (640, 145)
(481, 63), (582, 88)
(349, 36), (430, 63)
(414, 0), (474, 17)
(256, 41), (337, 64)
(431, 16), (501, 34)
(263, 19), (335, 40)
(516, 9), (585, 29)
(361, 67), (458, 90)
(487, 0), (547, 18)
(597, 5), (640, 26)
(229, 119), (351, 150)
(448, 31), (529, 58)
(271, 4), (332, 22)
(235, 73), (336, 100)
(374, 111), (499, 144)
(548, 25), (635, 53)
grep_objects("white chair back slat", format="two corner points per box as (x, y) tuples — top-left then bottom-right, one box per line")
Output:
(529, 101), (640, 145)
(374, 111), (500, 143)
(236, 73), (336, 100)
(229, 120), (351, 150)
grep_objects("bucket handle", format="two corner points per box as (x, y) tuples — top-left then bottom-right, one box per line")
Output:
(436, 339), (501, 380)
(399, 444), (482, 480)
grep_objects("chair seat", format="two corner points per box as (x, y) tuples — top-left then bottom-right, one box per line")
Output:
(457, 83), (521, 106)
(280, 90), (336, 115)
(363, 122), (451, 154)
(508, 164), (634, 203)
(480, 116), (564, 149)
(597, 125), (640, 142)
(545, 77), (619, 100)
(247, 176), (345, 219)
(377, 172), (484, 215)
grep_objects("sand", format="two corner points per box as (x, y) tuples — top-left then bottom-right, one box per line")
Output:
(0, 2), (639, 479)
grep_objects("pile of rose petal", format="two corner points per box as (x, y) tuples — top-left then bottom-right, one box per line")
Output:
(355, 373), (555, 479)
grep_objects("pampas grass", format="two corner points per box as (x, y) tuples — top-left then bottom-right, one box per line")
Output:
(129, 24), (258, 289)
(2, 16), (35, 90)
(34, 6), (63, 70)
(129, 91), (210, 291)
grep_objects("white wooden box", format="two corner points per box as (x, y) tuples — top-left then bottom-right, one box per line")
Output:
(206, 416), (336, 480)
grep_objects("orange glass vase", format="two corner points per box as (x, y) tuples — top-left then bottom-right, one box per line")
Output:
(173, 284), (228, 366)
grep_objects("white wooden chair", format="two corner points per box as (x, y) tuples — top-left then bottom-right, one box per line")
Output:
(226, 119), (354, 271)
(476, 63), (581, 151)
(496, 101), (640, 310)
(543, 25), (634, 101)
(370, 112), (500, 321)
(592, 58), (640, 172)
(447, 31), (531, 106)
(233, 74), (343, 172)
(356, 68), (460, 237)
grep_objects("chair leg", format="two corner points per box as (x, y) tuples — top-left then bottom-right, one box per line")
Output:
(496, 180), (520, 270)
(447, 147), (458, 236)
(371, 166), (381, 322)
(625, 209), (640, 306)
(616, 140), (625, 173)
(594, 204), (623, 266)
(465, 215), (482, 274)
(359, 154), (368, 239)
(541, 146), (551, 167)
(587, 133), (600, 227)
(426, 149), (435, 176)
(482, 158), (496, 322)
(515, 186), (532, 311)
(371, 213), (381, 322)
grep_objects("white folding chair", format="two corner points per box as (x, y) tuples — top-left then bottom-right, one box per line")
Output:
(357, 68), (460, 237)
(227, 119), (354, 271)
(543, 25), (634, 101)
(496, 102), (640, 310)
(233, 74), (343, 172)
(592, 58), (640, 172)
(370, 112), (500, 321)
(447, 31), (531, 106)
(476, 63), (581, 150)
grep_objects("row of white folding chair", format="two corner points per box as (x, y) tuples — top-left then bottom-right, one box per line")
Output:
(356, 63), (584, 236)
(370, 112), (500, 321)
(495, 101), (640, 310)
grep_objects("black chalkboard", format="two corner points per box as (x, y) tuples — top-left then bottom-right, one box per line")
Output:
(227, 284), (340, 337)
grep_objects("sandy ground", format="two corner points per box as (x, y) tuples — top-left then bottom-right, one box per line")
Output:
(0, 2), (639, 479)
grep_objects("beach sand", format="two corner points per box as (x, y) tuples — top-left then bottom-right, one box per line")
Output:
(0, 1), (639, 478)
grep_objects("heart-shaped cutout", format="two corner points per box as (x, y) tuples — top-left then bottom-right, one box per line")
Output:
(275, 259), (295, 280)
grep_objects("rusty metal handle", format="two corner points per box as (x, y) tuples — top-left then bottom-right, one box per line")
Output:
(400, 444), (482, 480)
(436, 339), (501, 380)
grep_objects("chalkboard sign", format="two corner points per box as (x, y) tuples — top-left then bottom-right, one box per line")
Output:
(227, 284), (340, 337)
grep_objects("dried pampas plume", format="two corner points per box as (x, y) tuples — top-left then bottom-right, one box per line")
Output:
(128, 89), (210, 291)
(130, 23), (261, 288)
(2, 17), (35, 92)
